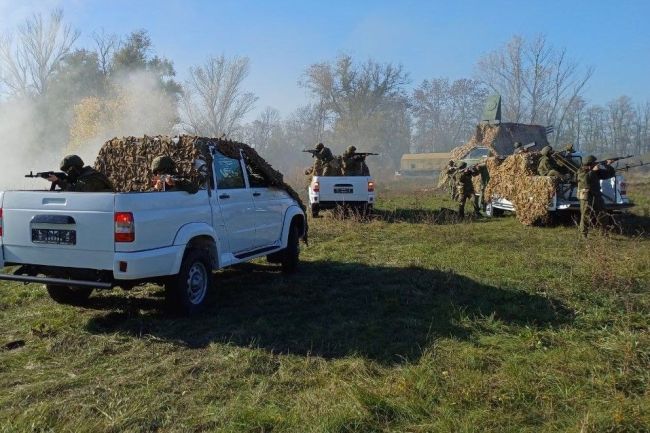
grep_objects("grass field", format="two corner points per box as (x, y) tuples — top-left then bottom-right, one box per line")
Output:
(0, 178), (649, 432)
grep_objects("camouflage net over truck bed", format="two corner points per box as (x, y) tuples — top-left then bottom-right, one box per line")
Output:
(438, 123), (550, 188)
(484, 153), (557, 225)
(94, 135), (308, 236)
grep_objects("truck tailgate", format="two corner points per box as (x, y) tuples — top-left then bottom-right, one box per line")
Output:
(1, 191), (115, 270)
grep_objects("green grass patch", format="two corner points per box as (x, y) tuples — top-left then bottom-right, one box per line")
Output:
(1, 179), (649, 432)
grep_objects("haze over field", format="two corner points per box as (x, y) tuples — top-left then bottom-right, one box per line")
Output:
(0, 1), (649, 189)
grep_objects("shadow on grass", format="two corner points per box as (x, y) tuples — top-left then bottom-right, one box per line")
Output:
(371, 207), (491, 225)
(85, 261), (572, 364)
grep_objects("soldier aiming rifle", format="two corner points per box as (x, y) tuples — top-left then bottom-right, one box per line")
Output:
(303, 143), (334, 176)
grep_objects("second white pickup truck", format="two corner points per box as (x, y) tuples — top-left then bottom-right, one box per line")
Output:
(308, 175), (375, 217)
(0, 142), (306, 314)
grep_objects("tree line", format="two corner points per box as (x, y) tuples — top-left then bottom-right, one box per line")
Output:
(0, 10), (647, 175)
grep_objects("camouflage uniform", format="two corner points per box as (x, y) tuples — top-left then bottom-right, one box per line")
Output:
(577, 155), (615, 238)
(57, 155), (113, 192)
(151, 156), (199, 194)
(312, 143), (335, 176)
(452, 162), (480, 218)
(476, 163), (490, 210)
(537, 146), (563, 178)
(445, 160), (457, 198)
(342, 145), (364, 176)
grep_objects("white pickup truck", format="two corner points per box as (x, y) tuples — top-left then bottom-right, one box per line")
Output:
(485, 153), (633, 219)
(0, 148), (306, 314)
(308, 176), (375, 217)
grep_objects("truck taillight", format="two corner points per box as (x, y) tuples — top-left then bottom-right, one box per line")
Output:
(368, 181), (375, 192)
(114, 212), (134, 242)
(0, 208), (3, 237)
(312, 181), (320, 192)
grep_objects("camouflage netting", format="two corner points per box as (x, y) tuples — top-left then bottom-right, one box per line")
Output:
(438, 122), (550, 188)
(484, 153), (558, 225)
(94, 135), (308, 237)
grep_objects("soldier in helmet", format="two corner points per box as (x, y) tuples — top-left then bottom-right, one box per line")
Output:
(311, 142), (335, 176)
(537, 145), (564, 178)
(577, 155), (615, 238)
(445, 160), (457, 199)
(342, 145), (365, 176)
(151, 156), (199, 194)
(47, 154), (113, 192)
(452, 161), (481, 218)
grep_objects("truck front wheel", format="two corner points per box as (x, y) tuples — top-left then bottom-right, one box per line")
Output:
(280, 223), (301, 274)
(485, 202), (504, 218)
(45, 284), (93, 305)
(165, 248), (213, 315)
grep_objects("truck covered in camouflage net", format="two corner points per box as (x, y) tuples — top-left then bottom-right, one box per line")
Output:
(0, 136), (306, 315)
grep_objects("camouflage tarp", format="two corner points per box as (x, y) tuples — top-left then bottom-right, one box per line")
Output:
(94, 135), (308, 240)
(484, 153), (557, 225)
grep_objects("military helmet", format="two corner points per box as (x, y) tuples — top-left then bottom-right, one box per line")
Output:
(457, 161), (467, 170)
(513, 142), (522, 149)
(541, 145), (553, 156)
(151, 156), (175, 174)
(316, 142), (324, 150)
(60, 154), (84, 172)
(584, 155), (597, 166)
(347, 145), (357, 153)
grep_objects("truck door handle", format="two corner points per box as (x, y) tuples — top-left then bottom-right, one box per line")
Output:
(253, 192), (261, 197)
(219, 193), (230, 199)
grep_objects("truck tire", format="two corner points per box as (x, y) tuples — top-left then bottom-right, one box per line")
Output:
(165, 248), (212, 315)
(45, 284), (93, 305)
(311, 204), (319, 218)
(280, 223), (300, 274)
(485, 202), (504, 218)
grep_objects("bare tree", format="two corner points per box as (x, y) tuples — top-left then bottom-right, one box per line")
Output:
(179, 55), (257, 137)
(477, 34), (593, 145)
(0, 9), (79, 96)
(92, 29), (117, 76)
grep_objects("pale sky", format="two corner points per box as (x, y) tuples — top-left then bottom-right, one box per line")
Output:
(1, 0), (649, 118)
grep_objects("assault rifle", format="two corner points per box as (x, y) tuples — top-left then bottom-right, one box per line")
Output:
(594, 155), (634, 166)
(302, 149), (319, 156)
(25, 171), (68, 191)
(352, 152), (379, 157)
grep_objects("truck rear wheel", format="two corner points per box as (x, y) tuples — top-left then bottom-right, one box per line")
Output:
(45, 284), (93, 305)
(280, 223), (300, 274)
(165, 248), (213, 315)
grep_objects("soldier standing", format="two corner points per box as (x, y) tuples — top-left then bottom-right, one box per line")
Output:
(577, 155), (615, 238)
(453, 162), (481, 218)
(151, 156), (199, 194)
(47, 155), (113, 192)
(445, 160), (457, 199)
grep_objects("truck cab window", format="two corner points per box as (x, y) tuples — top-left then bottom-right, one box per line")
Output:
(215, 152), (245, 189)
(244, 159), (270, 188)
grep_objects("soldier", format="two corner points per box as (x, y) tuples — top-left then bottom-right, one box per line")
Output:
(312, 142), (335, 176)
(453, 161), (481, 218)
(577, 155), (615, 238)
(445, 160), (457, 198)
(537, 145), (564, 178)
(151, 156), (199, 194)
(47, 155), (113, 192)
(342, 145), (364, 176)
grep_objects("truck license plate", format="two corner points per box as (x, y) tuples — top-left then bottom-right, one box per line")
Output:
(31, 229), (76, 245)
(334, 187), (353, 194)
